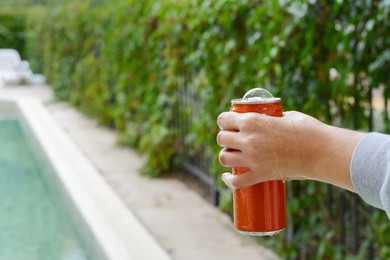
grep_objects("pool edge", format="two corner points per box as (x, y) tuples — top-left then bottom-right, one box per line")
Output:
(13, 97), (171, 260)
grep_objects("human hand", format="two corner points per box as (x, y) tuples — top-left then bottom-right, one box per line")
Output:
(217, 110), (364, 191)
(217, 111), (315, 189)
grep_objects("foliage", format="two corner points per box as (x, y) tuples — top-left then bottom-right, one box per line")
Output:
(0, 0), (101, 8)
(0, 10), (27, 58)
(14, 0), (390, 258)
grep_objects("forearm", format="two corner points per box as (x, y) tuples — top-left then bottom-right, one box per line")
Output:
(298, 124), (366, 192)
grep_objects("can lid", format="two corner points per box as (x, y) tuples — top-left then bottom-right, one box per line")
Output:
(231, 88), (280, 104)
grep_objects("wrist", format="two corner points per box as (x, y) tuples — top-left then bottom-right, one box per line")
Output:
(282, 115), (328, 182)
(308, 124), (365, 191)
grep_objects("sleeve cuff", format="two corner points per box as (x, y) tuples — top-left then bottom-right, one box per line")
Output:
(350, 132), (390, 210)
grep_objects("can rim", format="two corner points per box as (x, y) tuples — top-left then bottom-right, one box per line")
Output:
(231, 98), (281, 104)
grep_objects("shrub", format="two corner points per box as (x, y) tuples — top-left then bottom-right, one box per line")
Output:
(0, 10), (27, 58)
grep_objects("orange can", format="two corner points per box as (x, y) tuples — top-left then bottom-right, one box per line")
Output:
(230, 97), (286, 236)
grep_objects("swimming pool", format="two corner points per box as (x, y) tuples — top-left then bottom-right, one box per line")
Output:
(0, 102), (94, 259)
(0, 98), (171, 260)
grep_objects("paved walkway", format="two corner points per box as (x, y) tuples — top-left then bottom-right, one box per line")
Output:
(0, 85), (278, 260)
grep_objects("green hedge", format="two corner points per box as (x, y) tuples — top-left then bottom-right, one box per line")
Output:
(0, 10), (26, 58)
(23, 0), (390, 258)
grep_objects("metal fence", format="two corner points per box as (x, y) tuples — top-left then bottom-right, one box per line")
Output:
(174, 76), (220, 205)
(175, 83), (387, 257)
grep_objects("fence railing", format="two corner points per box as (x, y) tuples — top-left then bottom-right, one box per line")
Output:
(174, 77), (220, 205)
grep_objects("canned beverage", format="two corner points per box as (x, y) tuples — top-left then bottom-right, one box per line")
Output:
(230, 88), (286, 236)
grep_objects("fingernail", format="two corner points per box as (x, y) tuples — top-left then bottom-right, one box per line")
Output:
(222, 172), (234, 189)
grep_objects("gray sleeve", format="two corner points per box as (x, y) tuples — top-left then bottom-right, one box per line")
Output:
(351, 132), (390, 219)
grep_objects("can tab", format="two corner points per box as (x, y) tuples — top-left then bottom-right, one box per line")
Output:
(243, 88), (274, 101)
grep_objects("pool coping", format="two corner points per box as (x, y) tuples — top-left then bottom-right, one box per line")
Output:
(8, 97), (171, 260)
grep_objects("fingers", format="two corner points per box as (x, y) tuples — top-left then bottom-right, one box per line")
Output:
(221, 173), (234, 189)
(221, 170), (270, 190)
(217, 112), (240, 131)
(218, 111), (292, 190)
(217, 112), (267, 150)
(218, 148), (246, 167)
(222, 172), (247, 189)
(217, 130), (243, 150)
(218, 110), (300, 133)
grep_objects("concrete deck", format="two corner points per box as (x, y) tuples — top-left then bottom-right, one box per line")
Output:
(0, 85), (278, 260)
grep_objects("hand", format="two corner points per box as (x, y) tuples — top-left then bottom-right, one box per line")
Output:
(217, 111), (365, 191)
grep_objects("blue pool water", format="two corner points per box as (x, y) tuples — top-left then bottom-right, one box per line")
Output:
(0, 117), (92, 259)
